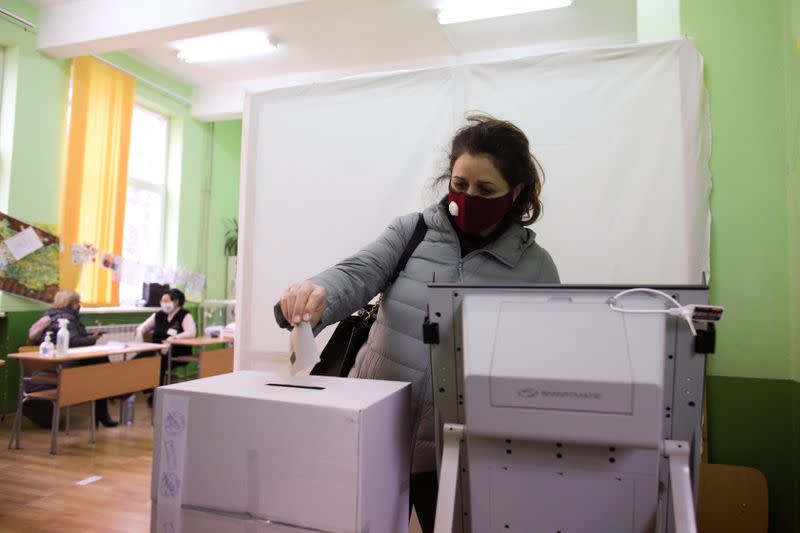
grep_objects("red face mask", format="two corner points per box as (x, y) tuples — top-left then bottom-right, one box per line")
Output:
(447, 187), (514, 235)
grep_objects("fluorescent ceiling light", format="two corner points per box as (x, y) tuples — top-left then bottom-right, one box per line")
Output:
(173, 29), (278, 63)
(437, 0), (573, 25)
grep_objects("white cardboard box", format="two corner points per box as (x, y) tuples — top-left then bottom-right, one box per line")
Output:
(151, 371), (411, 533)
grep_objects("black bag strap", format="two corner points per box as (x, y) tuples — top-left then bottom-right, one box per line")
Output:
(387, 213), (426, 286)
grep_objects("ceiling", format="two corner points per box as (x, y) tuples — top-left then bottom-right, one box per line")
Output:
(25, 0), (637, 119)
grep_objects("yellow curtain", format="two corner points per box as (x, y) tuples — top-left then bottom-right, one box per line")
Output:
(59, 56), (136, 306)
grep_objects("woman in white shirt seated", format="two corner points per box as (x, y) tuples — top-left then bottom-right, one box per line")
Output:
(135, 289), (196, 405)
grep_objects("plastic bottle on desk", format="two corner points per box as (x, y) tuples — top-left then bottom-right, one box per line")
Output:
(39, 332), (54, 357)
(125, 394), (135, 425)
(56, 318), (70, 355)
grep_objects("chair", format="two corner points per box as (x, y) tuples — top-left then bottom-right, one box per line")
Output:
(698, 463), (768, 532)
(9, 346), (63, 453)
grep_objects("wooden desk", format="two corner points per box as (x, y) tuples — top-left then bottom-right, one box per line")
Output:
(168, 335), (233, 347)
(166, 336), (234, 383)
(7, 342), (164, 454)
(9, 342), (164, 363)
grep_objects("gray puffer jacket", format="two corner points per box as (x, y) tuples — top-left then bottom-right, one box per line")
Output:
(312, 200), (559, 473)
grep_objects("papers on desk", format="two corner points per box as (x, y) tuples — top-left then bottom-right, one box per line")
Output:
(104, 341), (129, 349)
(68, 345), (114, 355)
(68, 342), (148, 354)
(204, 325), (223, 338)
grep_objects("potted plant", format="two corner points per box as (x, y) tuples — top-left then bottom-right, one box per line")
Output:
(224, 218), (238, 299)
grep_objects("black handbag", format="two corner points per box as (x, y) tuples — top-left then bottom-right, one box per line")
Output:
(309, 303), (378, 377)
(273, 213), (428, 377)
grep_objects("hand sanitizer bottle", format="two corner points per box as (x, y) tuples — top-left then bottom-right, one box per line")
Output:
(56, 318), (70, 355)
(39, 332), (54, 357)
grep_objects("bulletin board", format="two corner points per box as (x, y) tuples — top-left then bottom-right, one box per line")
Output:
(0, 212), (60, 303)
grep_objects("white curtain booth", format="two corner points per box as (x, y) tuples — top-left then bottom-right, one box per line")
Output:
(236, 39), (709, 368)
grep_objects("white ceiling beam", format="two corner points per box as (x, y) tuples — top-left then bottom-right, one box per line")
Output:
(191, 70), (353, 121)
(189, 31), (636, 122)
(192, 86), (248, 122)
(37, 0), (304, 58)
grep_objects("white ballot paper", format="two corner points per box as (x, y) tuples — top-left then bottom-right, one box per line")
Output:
(288, 321), (319, 376)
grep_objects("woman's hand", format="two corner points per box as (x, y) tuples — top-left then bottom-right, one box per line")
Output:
(279, 281), (327, 327)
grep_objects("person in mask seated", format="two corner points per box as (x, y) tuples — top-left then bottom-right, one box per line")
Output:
(277, 114), (560, 533)
(25, 289), (119, 428)
(135, 288), (196, 406)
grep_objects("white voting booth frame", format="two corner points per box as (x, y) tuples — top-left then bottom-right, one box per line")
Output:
(233, 37), (714, 533)
(235, 39), (710, 369)
(425, 284), (711, 533)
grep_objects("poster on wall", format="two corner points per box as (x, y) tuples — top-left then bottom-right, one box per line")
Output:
(0, 212), (60, 302)
(71, 243), (98, 265)
(184, 273), (206, 303)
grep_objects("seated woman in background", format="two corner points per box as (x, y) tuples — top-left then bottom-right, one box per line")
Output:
(135, 289), (196, 405)
(25, 289), (119, 428)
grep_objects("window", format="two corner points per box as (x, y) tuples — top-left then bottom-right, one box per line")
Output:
(119, 105), (169, 306)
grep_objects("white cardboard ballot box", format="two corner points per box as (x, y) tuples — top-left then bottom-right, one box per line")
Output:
(151, 371), (412, 533)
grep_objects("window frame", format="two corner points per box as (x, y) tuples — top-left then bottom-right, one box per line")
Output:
(120, 102), (171, 305)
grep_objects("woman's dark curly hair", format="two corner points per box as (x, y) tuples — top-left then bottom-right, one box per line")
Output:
(436, 113), (544, 226)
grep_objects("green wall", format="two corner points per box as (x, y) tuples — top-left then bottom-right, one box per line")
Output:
(705, 376), (800, 533)
(0, 1), (67, 227)
(685, 0), (791, 381)
(0, 0), (242, 419)
(681, 1), (800, 531)
(0, 0), (69, 312)
(785, 0), (800, 386)
(0, 0), (242, 310)
(207, 120), (242, 299)
(784, 4), (800, 525)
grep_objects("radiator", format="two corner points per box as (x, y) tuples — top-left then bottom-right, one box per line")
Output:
(85, 323), (140, 362)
